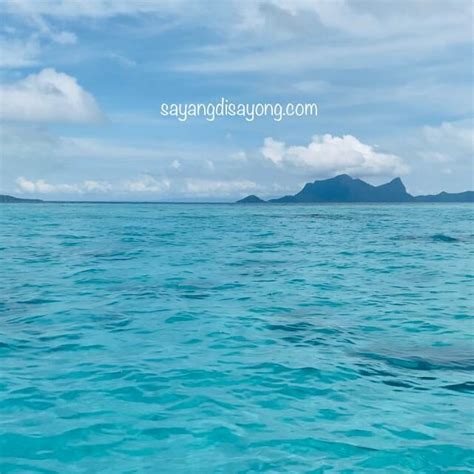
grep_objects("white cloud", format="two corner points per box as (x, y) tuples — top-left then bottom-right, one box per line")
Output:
(417, 120), (474, 164)
(261, 138), (286, 165)
(241, 0), (471, 39)
(0, 9), (77, 69)
(0, 68), (103, 123)
(82, 180), (112, 192)
(2, 0), (192, 19)
(261, 134), (408, 177)
(165, 0), (471, 75)
(15, 176), (36, 193)
(25, 12), (78, 44)
(16, 176), (80, 193)
(4, 0), (471, 40)
(2, 0), (471, 84)
(14, 174), (259, 199)
(123, 175), (171, 193)
(16, 177), (112, 194)
(15, 175), (171, 195)
(421, 121), (473, 156)
(170, 159), (181, 170)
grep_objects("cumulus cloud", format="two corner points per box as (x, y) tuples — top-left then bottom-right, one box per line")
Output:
(261, 134), (408, 177)
(0, 68), (103, 123)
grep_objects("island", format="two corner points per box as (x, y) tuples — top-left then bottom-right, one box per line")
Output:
(237, 175), (474, 203)
(236, 194), (266, 204)
(0, 194), (43, 203)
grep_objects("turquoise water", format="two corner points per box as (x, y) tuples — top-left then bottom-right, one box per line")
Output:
(1, 203), (473, 473)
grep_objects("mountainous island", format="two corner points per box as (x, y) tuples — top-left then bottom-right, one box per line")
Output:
(237, 175), (474, 203)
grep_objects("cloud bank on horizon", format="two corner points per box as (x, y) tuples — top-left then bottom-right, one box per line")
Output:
(0, 0), (472, 200)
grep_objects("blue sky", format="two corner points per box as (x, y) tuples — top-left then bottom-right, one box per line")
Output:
(0, 0), (473, 200)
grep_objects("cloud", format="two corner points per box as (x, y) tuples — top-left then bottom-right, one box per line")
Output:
(242, 0), (472, 39)
(16, 176), (80, 193)
(82, 180), (112, 192)
(230, 151), (247, 161)
(0, 36), (39, 67)
(123, 175), (171, 193)
(176, 30), (469, 74)
(3, 0), (471, 83)
(14, 175), (260, 199)
(30, 14), (77, 44)
(15, 175), (170, 195)
(417, 120), (473, 163)
(261, 134), (408, 177)
(184, 178), (257, 196)
(0, 9), (77, 70)
(2, 0), (190, 19)
(0, 68), (103, 123)
(4, 0), (471, 39)
(16, 177), (112, 194)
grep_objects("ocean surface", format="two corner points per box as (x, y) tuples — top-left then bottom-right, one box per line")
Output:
(1, 203), (473, 473)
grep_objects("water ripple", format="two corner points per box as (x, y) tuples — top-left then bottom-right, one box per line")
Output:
(1, 203), (473, 472)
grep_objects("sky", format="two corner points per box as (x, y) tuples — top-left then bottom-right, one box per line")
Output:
(0, 0), (473, 201)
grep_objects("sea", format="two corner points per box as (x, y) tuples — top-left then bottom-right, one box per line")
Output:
(1, 203), (473, 473)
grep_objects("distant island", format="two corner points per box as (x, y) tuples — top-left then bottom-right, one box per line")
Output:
(237, 194), (266, 204)
(1, 175), (473, 204)
(0, 194), (43, 203)
(237, 175), (474, 203)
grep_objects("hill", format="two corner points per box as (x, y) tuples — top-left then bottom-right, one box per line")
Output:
(237, 175), (473, 203)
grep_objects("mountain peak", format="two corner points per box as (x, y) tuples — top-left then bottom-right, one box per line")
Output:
(269, 174), (413, 203)
(236, 194), (265, 203)
(388, 177), (404, 186)
(381, 177), (407, 192)
(331, 174), (353, 182)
